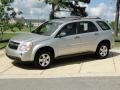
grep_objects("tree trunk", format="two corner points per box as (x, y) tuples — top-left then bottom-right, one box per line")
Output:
(0, 28), (4, 40)
(49, 4), (55, 20)
(115, 0), (120, 37)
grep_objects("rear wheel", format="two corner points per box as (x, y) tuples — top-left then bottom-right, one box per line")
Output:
(34, 50), (53, 69)
(96, 43), (110, 59)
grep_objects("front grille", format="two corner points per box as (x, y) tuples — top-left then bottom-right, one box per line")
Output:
(8, 41), (20, 50)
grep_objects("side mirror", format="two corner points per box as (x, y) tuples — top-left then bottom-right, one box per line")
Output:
(58, 32), (66, 38)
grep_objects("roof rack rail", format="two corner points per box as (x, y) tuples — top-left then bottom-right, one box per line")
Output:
(84, 17), (101, 19)
(56, 16), (101, 19)
(55, 16), (81, 19)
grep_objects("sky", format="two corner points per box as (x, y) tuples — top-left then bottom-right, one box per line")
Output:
(11, 0), (116, 21)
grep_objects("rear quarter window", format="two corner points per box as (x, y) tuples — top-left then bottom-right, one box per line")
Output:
(96, 21), (111, 30)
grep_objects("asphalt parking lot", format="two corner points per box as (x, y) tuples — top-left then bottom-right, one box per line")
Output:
(0, 48), (120, 78)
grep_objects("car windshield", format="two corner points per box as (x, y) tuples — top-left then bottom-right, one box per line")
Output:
(32, 21), (62, 36)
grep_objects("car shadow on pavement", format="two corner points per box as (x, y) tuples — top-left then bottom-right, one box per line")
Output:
(12, 61), (37, 70)
(51, 51), (120, 68)
(12, 51), (120, 70)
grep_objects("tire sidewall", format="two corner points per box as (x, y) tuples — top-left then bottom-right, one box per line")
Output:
(96, 43), (109, 59)
(34, 50), (53, 69)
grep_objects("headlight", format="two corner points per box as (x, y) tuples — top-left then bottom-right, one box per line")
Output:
(19, 42), (32, 52)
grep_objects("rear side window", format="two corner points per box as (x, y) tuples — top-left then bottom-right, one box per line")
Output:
(96, 21), (111, 30)
(78, 21), (98, 34)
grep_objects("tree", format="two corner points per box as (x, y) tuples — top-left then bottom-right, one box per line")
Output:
(63, 0), (90, 17)
(0, 0), (22, 40)
(115, 0), (120, 37)
(44, 0), (60, 19)
(7, 23), (15, 32)
(109, 21), (115, 30)
(44, 0), (90, 19)
(15, 21), (24, 31)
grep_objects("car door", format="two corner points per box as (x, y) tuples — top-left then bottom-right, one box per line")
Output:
(54, 22), (81, 56)
(75, 21), (99, 52)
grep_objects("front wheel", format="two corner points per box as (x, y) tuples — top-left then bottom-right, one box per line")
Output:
(34, 51), (53, 69)
(96, 43), (110, 59)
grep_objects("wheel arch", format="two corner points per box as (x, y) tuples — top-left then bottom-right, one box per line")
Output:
(33, 46), (55, 61)
(97, 40), (111, 50)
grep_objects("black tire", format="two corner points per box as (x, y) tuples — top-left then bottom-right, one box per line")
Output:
(96, 43), (110, 59)
(34, 50), (54, 69)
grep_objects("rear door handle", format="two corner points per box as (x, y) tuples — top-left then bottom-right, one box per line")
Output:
(94, 33), (99, 36)
(74, 36), (80, 39)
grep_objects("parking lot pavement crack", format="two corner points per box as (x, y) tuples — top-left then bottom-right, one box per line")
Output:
(78, 61), (84, 73)
(0, 54), (5, 57)
(0, 65), (13, 74)
(40, 70), (46, 75)
(112, 52), (117, 72)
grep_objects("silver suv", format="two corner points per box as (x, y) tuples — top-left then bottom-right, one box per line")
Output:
(6, 17), (114, 69)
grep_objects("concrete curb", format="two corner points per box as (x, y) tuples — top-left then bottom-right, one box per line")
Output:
(1, 73), (120, 79)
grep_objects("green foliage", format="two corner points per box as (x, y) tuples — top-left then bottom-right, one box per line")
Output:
(45, 0), (90, 4)
(0, 0), (14, 20)
(7, 23), (16, 32)
(43, 0), (91, 19)
(0, 0), (14, 5)
(109, 21), (120, 32)
(109, 21), (115, 30)
(0, 0), (22, 40)
(15, 21), (24, 31)
(45, 0), (60, 4)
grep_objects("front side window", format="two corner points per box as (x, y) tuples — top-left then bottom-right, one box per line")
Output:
(32, 21), (62, 36)
(58, 23), (77, 37)
(78, 21), (98, 34)
(96, 21), (111, 30)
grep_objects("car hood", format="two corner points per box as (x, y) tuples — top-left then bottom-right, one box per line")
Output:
(11, 33), (51, 43)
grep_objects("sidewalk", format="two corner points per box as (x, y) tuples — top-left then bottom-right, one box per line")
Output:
(0, 48), (120, 78)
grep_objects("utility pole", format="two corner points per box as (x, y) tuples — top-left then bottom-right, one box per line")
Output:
(29, 20), (32, 32)
(115, 0), (120, 37)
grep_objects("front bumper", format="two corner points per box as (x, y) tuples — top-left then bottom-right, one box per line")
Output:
(5, 46), (33, 62)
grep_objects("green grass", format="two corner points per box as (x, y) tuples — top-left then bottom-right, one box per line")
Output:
(4, 27), (36, 33)
(2, 33), (17, 40)
(114, 34), (120, 47)
(1, 27), (36, 40)
(115, 42), (120, 47)
(0, 27), (37, 49)
(114, 33), (120, 39)
(0, 33), (17, 49)
(114, 36), (120, 40)
(0, 42), (8, 49)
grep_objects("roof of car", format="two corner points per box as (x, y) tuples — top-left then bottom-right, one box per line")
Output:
(51, 17), (104, 23)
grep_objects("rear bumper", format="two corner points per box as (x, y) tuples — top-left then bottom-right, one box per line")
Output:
(5, 46), (33, 62)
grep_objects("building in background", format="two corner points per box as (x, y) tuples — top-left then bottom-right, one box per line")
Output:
(24, 19), (46, 27)
(11, 17), (46, 27)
